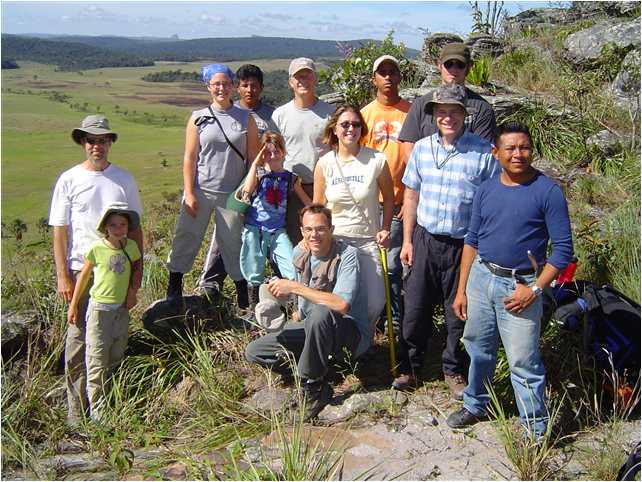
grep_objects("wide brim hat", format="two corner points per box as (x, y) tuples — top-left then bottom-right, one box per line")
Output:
(96, 202), (140, 234)
(426, 84), (472, 114)
(72, 114), (118, 145)
(254, 283), (287, 332)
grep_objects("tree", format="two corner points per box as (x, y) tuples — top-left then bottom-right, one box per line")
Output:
(37, 217), (49, 239)
(10, 218), (27, 241)
(320, 30), (420, 108)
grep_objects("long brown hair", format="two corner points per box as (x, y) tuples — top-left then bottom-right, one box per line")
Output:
(260, 130), (286, 154)
(322, 104), (369, 147)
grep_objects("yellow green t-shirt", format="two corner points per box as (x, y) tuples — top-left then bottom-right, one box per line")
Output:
(86, 238), (141, 305)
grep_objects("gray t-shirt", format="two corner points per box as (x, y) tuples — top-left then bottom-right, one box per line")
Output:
(399, 86), (496, 143)
(295, 241), (370, 357)
(192, 104), (249, 194)
(234, 100), (277, 138)
(271, 99), (335, 184)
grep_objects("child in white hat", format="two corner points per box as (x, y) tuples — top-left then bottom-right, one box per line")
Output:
(67, 202), (142, 421)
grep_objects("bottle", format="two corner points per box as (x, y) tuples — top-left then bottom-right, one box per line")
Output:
(556, 257), (578, 284)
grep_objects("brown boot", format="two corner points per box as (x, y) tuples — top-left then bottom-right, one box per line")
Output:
(444, 373), (467, 401)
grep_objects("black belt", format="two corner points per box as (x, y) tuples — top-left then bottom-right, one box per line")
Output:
(482, 260), (535, 278)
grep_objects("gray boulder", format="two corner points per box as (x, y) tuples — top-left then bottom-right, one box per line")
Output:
(466, 33), (505, 59)
(610, 48), (641, 112)
(587, 129), (623, 156)
(420, 33), (464, 64)
(571, 1), (640, 18)
(1, 310), (38, 360)
(564, 19), (640, 65)
(505, 8), (574, 31)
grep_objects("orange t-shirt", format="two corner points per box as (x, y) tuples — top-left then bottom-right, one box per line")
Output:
(360, 98), (411, 205)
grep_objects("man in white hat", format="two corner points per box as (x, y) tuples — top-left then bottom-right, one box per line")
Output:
(49, 114), (144, 425)
(271, 57), (335, 245)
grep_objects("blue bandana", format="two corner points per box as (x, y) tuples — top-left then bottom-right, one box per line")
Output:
(201, 64), (234, 84)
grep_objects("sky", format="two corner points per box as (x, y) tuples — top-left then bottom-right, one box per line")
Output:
(2, 1), (549, 50)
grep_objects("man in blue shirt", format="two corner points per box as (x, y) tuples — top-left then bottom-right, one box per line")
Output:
(393, 84), (499, 398)
(245, 204), (369, 421)
(446, 122), (573, 438)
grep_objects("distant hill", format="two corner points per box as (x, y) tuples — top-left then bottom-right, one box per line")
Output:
(1, 34), (154, 70)
(1, 34), (419, 70)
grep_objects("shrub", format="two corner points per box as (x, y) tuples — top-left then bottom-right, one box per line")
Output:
(466, 55), (492, 86)
(320, 30), (420, 108)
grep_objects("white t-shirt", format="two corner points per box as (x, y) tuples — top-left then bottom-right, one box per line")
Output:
(317, 147), (387, 238)
(48, 163), (142, 271)
(271, 99), (335, 184)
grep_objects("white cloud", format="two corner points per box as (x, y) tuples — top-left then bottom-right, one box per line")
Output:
(198, 13), (226, 24)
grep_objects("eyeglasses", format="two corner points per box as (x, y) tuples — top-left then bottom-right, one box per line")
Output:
(302, 225), (330, 235)
(339, 121), (362, 130)
(84, 137), (110, 145)
(444, 60), (467, 70)
(208, 81), (232, 89)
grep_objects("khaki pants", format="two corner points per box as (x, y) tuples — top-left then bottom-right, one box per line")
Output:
(85, 303), (129, 421)
(167, 187), (243, 281)
(65, 271), (91, 421)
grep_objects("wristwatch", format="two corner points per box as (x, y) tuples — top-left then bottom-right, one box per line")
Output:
(531, 285), (543, 296)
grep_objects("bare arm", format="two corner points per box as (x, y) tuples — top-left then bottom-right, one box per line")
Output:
(68, 260), (93, 324)
(294, 178), (312, 206)
(128, 226), (144, 290)
(242, 145), (267, 195)
(267, 278), (350, 315)
(452, 244), (478, 321)
(126, 258), (143, 309)
(376, 162), (394, 248)
(183, 117), (200, 217)
(53, 226), (74, 302)
(312, 163), (327, 204)
(400, 187), (419, 266)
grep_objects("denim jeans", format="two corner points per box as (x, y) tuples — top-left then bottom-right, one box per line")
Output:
(240, 225), (296, 285)
(380, 205), (403, 327)
(462, 258), (548, 436)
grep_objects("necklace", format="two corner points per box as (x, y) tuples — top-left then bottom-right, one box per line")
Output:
(429, 135), (457, 169)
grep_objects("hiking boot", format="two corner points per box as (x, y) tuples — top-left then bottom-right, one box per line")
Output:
(391, 373), (417, 391)
(235, 279), (249, 309)
(166, 272), (184, 305)
(446, 407), (487, 429)
(444, 373), (467, 401)
(302, 380), (333, 421)
(199, 282), (221, 303)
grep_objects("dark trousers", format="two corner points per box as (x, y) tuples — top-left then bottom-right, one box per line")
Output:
(245, 304), (360, 380)
(286, 183), (314, 247)
(398, 225), (468, 376)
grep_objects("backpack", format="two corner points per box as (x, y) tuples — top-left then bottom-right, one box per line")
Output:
(549, 281), (640, 382)
(617, 442), (641, 481)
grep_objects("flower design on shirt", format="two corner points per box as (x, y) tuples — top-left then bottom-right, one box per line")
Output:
(373, 120), (402, 144)
(109, 254), (127, 274)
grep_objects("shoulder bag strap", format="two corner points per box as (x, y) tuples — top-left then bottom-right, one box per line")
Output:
(207, 106), (247, 168)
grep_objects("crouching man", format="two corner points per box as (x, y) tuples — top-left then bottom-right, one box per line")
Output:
(245, 204), (370, 421)
(446, 122), (573, 439)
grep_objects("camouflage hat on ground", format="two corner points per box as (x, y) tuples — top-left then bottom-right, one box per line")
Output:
(438, 42), (472, 65)
(426, 84), (471, 114)
(71, 114), (118, 145)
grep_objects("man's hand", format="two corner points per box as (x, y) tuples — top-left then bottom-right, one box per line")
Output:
(126, 287), (138, 310)
(400, 241), (413, 267)
(504, 283), (538, 314)
(453, 291), (468, 321)
(57, 272), (75, 302)
(184, 192), (198, 217)
(376, 229), (390, 249)
(267, 278), (297, 299)
(67, 305), (78, 325)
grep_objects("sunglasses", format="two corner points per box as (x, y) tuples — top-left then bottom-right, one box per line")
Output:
(84, 137), (110, 145)
(339, 121), (362, 129)
(444, 60), (467, 70)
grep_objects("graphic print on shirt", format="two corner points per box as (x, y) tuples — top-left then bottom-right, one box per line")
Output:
(109, 253), (127, 274)
(264, 177), (285, 208)
(373, 119), (403, 146)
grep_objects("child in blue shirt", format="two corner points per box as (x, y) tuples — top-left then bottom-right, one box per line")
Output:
(240, 131), (311, 306)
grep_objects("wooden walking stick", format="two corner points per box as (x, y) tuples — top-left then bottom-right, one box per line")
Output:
(379, 247), (398, 378)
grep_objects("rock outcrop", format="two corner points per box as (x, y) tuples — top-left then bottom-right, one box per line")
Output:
(564, 19), (640, 65)
(610, 48), (641, 113)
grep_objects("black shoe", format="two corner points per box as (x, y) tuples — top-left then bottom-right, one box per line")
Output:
(166, 272), (184, 301)
(302, 380), (333, 421)
(235, 279), (249, 309)
(200, 283), (221, 303)
(446, 407), (487, 429)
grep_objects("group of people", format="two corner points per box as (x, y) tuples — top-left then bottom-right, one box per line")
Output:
(49, 42), (573, 439)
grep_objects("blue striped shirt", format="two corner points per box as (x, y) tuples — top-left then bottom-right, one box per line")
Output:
(402, 131), (499, 238)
